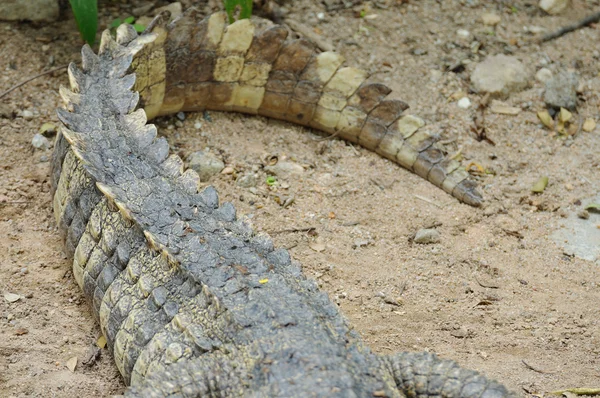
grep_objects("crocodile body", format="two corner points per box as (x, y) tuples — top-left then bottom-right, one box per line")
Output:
(51, 9), (508, 397)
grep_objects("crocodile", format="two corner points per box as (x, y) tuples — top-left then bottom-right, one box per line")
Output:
(51, 9), (508, 397)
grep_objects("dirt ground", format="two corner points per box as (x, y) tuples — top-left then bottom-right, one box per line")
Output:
(1, 0), (599, 397)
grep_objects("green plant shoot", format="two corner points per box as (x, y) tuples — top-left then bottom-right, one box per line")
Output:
(69, 0), (98, 46)
(224, 0), (253, 24)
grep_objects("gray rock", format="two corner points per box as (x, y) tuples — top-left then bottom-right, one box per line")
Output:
(236, 174), (258, 188)
(0, 0), (59, 22)
(544, 71), (578, 110)
(471, 55), (529, 98)
(264, 161), (304, 177)
(414, 228), (441, 244)
(187, 151), (225, 182)
(31, 133), (50, 150)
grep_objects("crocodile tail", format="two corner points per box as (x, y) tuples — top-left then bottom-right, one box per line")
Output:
(130, 9), (483, 207)
(386, 352), (515, 398)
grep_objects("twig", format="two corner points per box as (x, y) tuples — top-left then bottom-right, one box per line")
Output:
(475, 276), (500, 289)
(312, 130), (342, 141)
(0, 64), (69, 100)
(541, 11), (600, 42)
(285, 19), (334, 52)
(549, 388), (600, 396)
(414, 194), (442, 208)
(270, 227), (316, 235)
(522, 359), (554, 374)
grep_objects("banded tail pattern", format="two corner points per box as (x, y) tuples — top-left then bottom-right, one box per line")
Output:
(131, 9), (483, 206)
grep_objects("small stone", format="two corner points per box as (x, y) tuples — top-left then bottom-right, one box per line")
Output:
(4, 292), (21, 303)
(352, 239), (372, 249)
(481, 13), (501, 26)
(21, 110), (34, 120)
(582, 118), (596, 132)
(264, 161), (304, 177)
(451, 327), (469, 338)
(187, 151), (225, 182)
(66, 356), (77, 372)
(414, 229), (441, 244)
(539, 0), (569, 15)
(457, 29), (471, 39)
(544, 71), (578, 110)
(471, 55), (529, 98)
(457, 97), (471, 109)
(194, 122), (203, 129)
(154, 2), (183, 21)
(577, 210), (590, 220)
(535, 68), (553, 83)
(394, 115), (425, 136)
(236, 174), (257, 188)
(31, 133), (50, 150)
(221, 166), (235, 175)
(176, 111), (185, 121)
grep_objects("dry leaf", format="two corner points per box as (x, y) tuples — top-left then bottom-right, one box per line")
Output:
(490, 101), (520, 115)
(4, 293), (21, 303)
(97, 335), (107, 349)
(537, 110), (554, 129)
(66, 356), (78, 372)
(582, 118), (596, 132)
(532, 176), (549, 193)
(558, 107), (572, 123)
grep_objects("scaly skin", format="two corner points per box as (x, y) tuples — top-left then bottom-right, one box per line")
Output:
(51, 10), (510, 397)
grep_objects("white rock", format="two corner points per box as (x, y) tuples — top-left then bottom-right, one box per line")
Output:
(154, 2), (183, 21)
(539, 0), (569, 15)
(535, 68), (553, 83)
(457, 97), (471, 109)
(457, 29), (471, 39)
(471, 54), (529, 98)
(481, 13), (501, 26)
(414, 229), (441, 244)
(31, 133), (50, 150)
(21, 110), (34, 120)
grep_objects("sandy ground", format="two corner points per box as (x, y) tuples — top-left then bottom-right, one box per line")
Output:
(1, 0), (599, 396)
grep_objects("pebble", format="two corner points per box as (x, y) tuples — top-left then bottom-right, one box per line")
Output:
(154, 2), (183, 21)
(535, 68), (553, 83)
(236, 174), (258, 188)
(577, 210), (589, 220)
(187, 151), (225, 182)
(21, 110), (34, 120)
(481, 13), (501, 26)
(31, 133), (50, 150)
(194, 121), (202, 129)
(544, 71), (578, 110)
(264, 161), (304, 177)
(539, 0), (569, 15)
(176, 111), (185, 121)
(414, 228), (441, 244)
(457, 97), (471, 109)
(471, 55), (529, 98)
(457, 29), (471, 39)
